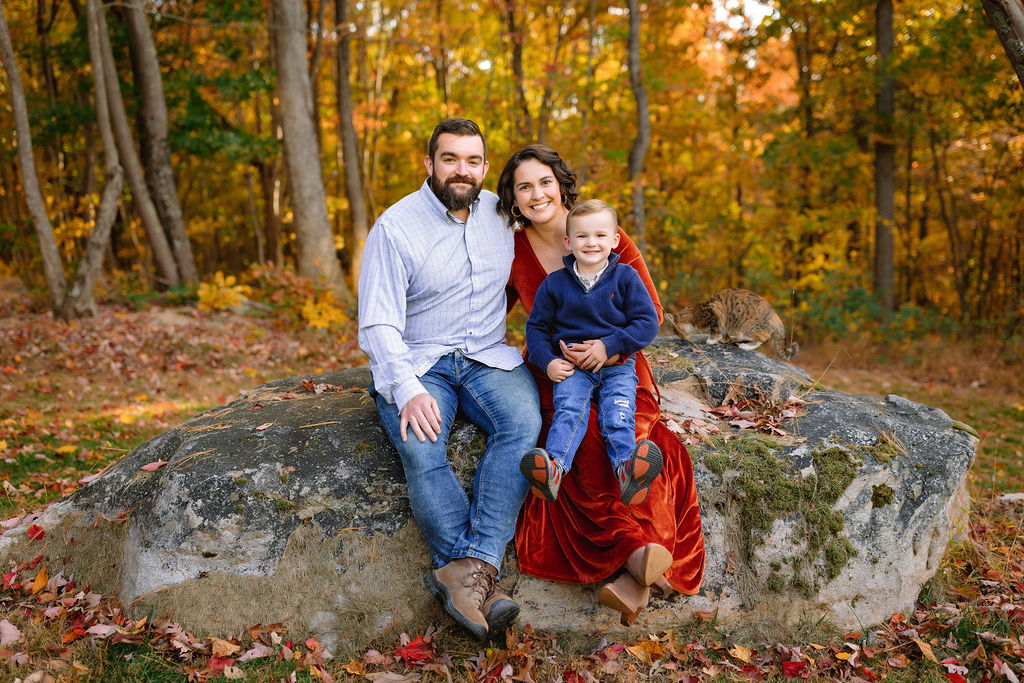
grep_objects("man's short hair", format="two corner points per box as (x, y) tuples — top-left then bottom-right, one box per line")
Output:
(428, 118), (486, 160)
(565, 199), (618, 237)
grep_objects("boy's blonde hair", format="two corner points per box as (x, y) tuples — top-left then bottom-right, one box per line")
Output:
(565, 199), (618, 237)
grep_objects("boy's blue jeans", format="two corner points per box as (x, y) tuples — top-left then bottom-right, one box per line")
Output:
(546, 357), (638, 472)
(372, 351), (541, 571)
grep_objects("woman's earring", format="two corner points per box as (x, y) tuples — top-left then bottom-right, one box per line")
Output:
(511, 204), (523, 218)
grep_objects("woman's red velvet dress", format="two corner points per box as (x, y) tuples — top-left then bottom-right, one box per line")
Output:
(508, 229), (705, 592)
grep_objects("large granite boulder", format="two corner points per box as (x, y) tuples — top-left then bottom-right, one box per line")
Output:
(0, 338), (976, 652)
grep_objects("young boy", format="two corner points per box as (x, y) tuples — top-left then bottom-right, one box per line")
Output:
(522, 199), (662, 506)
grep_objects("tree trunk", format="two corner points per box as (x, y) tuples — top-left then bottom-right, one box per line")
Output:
(928, 126), (971, 326)
(627, 0), (650, 254)
(64, 0), (126, 320)
(335, 0), (370, 289)
(308, 0), (327, 153)
(270, 0), (351, 303)
(577, 0), (598, 186)
(536, 0), (577, 145)
(123, 0), (197, 283)
(873, 0), (895, 316)
(504, 0), (532, 143)
(95, 3), (179, 286)
(432, 0), (450, 111)
(980, 0), (1024, 89)
(0, 0), (66, 311)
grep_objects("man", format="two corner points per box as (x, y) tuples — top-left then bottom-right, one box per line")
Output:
(358, 118), (541, 641)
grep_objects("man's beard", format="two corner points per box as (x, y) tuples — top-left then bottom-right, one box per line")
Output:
(429, 173), (482, 212)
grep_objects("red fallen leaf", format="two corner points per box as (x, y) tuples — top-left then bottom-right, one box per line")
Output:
(857, 666), (879, 681)
(140, 460), (168, 471)
(565, 671), (588, 683)
(946, 674), (969, 683)
(394, 634), (435, 664)
(3, 571), (17, 589)
(208, 653), (235, 673)
(28, 555), (43, 568)
(782, 660), (808, 677)
(62, 627), (86, 644)
(27, 524), (44, 540)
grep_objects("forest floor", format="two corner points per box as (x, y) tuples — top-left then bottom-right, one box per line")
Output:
(0, 299), (1022, 682)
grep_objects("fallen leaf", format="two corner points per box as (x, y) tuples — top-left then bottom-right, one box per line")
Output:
(728, 644), (753, 664)
(0, 619), (22, 646)
(140, 460), (168, 471)
(238, 642), (272, 662)
(342, 658), (367, 674)
(394, 634), (434, 664)
(31, 563), (49, 595)
(222, 665), (245, 680)
(913, 637), (939, 664)
(626, 640), (665, 664)
(256, 422), (274, 431)
(781, 660), (807, 678)
(364, 673), (421, 682)
(966, 643), (987, 664)
(27, 524), (44, 541)
(85, 623), (118, 640)
(992, 655), (1020, 682)
(210, 637), (240, 657)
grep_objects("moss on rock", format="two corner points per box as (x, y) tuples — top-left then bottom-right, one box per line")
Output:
(871, 484), (895, 508)
(694, 437), (862, 600)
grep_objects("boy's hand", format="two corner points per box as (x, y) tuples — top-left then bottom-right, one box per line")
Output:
(546, 358), (575, 382)
(561, 339), (619, 369)
(573, 339), (608, 371)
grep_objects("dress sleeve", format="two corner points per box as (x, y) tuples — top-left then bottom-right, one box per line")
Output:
(506, 282), (520, 314)
(614, 229), (664, 325)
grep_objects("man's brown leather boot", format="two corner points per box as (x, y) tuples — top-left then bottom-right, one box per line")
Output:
(424, 558), (492, 641)
(480, 564), (519, 640)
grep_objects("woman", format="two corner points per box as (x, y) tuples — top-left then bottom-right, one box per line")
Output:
(498, 145), (705, 623)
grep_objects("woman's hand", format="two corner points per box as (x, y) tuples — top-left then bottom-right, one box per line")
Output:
(560, 339), (619, 369)
(546, 358), (575, 382)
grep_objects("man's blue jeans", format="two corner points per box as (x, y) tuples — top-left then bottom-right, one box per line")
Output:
(546, 357), (638, 472)
(373, 352), (541, 571)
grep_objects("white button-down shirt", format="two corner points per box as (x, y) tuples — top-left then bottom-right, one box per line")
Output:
(357, 180), (523, 409)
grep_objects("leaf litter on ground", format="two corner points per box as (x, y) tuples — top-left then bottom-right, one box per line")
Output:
(1, 304), (1023, 681)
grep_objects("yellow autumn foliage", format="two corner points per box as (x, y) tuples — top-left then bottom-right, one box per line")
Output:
(301, 291), (349, 330)
(197, 272), (252, 311)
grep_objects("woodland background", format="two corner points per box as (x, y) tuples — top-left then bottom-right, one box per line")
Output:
(0, 0), (1021, 337)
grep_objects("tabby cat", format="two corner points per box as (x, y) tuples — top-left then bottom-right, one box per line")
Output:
(667, 288), (798, 360)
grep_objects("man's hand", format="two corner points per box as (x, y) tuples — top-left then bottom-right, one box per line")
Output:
(560, 339), (616, 371)
(546, 358), (575, 382)
(399, 393), (441, 443)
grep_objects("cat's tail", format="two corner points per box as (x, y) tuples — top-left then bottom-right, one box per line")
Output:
(778, 339), (799, 360)
(771, 328), (799, 359)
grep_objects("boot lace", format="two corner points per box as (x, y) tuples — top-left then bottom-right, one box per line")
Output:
(462, 563), (495, 609)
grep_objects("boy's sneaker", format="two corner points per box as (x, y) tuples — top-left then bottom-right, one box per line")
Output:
(616, 440), (663, 506)
(519, 448), (565, 502)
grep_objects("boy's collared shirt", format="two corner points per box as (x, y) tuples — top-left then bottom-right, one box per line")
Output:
(358, 180), (522, 410)
(573, 260), (610, 292)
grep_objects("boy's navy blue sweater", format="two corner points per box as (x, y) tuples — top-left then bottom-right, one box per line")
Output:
(525, 253), (659, 371)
